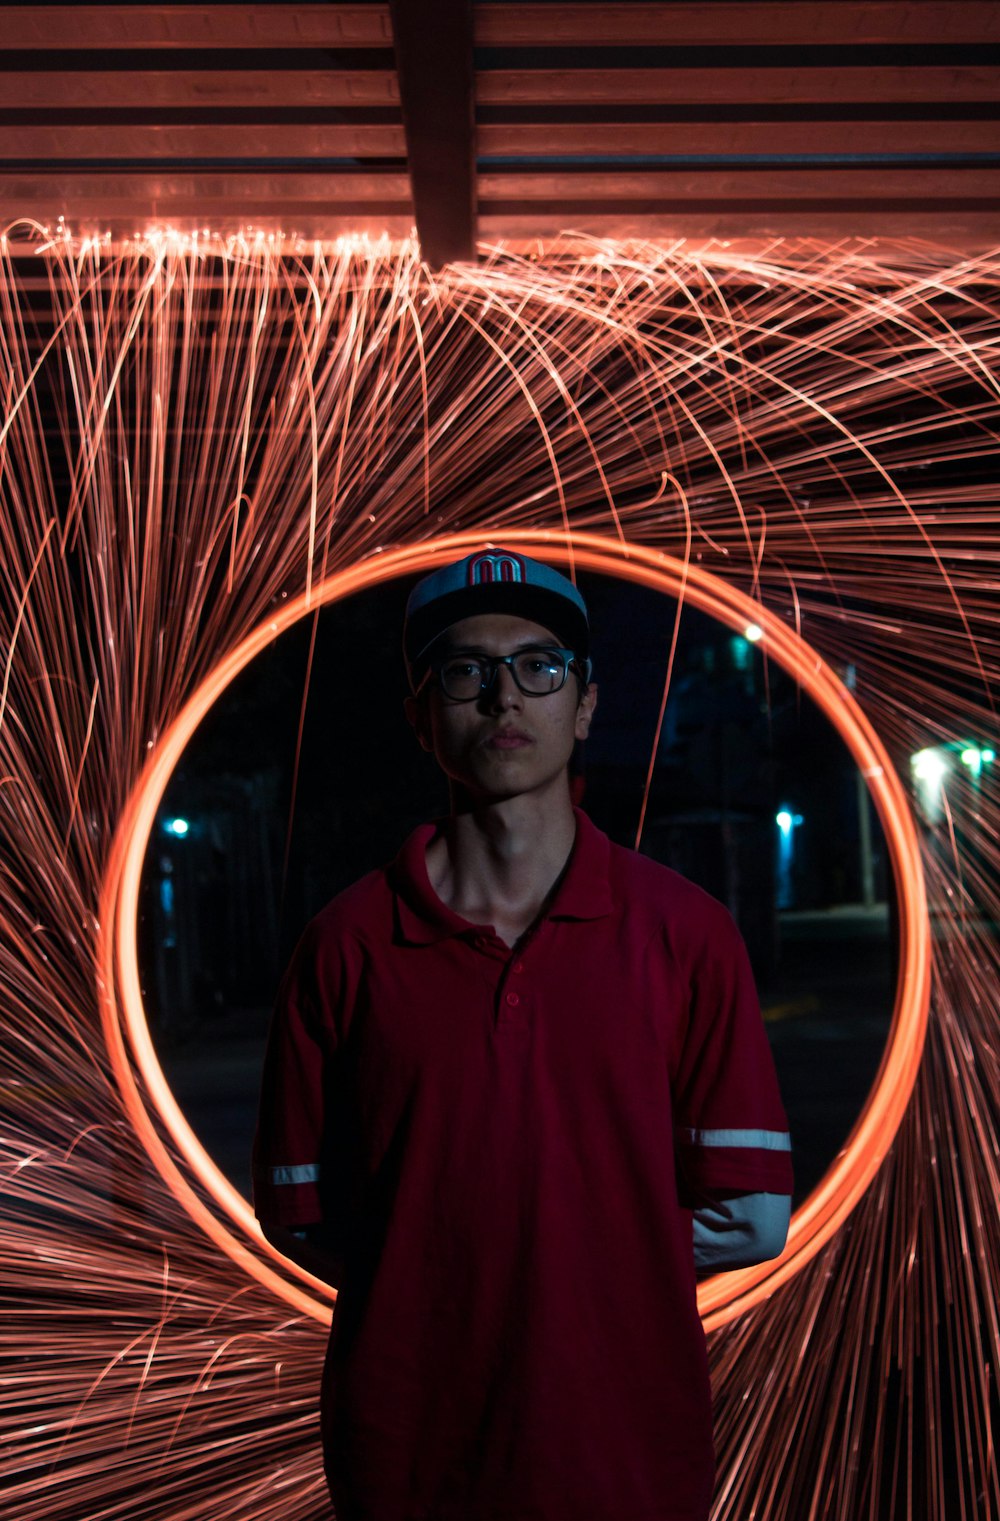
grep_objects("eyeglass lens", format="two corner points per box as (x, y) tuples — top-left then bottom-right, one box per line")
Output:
(438, 649), (569, 700)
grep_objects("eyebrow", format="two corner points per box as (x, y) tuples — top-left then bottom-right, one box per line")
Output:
(443, 640), (561, 656)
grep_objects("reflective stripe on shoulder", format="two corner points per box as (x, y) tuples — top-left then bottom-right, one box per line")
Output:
(679, 1127), (791, 1152)
(270, 1163), (321, 1185)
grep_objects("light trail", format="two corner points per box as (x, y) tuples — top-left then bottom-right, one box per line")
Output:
(1, 225), (998, 1518)
(103, 532), (931, 1329)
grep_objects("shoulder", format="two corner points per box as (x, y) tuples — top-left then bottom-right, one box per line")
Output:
(285, 866), (391, 989)
(305, 866), (389, 943)
(605, 837), (743, 953)
(607, 837), (732, 923)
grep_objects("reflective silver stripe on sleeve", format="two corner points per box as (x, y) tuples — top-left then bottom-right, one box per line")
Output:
(270, 1163), (321, 1186)
(679, 1127), (791, 1151)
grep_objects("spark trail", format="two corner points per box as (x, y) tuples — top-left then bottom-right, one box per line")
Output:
(1, 225), (998, 1519)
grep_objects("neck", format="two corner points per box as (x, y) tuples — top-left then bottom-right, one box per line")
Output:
(427, 777), (578, 936)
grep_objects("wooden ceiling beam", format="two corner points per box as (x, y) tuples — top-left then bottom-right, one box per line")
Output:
(4, 63), (993, 114)
(473, 3), (1000, 47)
(0, 2), (996, 252)
(479, 165), (1000, 202)
(478, 211), (1000, 247)
(0, 5), (393, 48)
(0, 213), (415, 241)
(13, 119), (994, 164)
(0, 196), (411, 237)
(389, 0), (475, 265)
(0, 123), (406, 158)
(3, 3), (995, 52)
(478, 119), (1000, 156)
(477, 65), (1000, 107)
(0, 169), (411, 215)
(0, 69), (399, 109)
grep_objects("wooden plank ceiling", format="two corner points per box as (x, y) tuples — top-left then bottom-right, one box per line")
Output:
(0, 1), (998, 261)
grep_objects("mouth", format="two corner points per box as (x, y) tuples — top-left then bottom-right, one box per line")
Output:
(484, 728), (533, 750)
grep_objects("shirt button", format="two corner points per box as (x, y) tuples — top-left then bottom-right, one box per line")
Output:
(512, 961), (524, 974)
(505, 991), (520, 1007)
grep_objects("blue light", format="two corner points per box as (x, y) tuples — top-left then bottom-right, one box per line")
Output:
(775, 808), (801, 909)
(958, 746), (996, 776)
(164, 817), (189, 837)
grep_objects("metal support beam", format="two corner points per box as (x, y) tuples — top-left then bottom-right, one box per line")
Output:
(389, 0), (475, 265)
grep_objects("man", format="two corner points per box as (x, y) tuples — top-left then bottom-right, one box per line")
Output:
(253, 547), (793, 1521)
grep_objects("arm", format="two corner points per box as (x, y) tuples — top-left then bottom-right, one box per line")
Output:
(692, 1189), (790, 1274)
(253, 917), (350, 1278)
(671, 903), (794, 1263)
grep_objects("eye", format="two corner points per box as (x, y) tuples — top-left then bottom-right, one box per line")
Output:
(520, 650), (560, 673)
(441, 658), (483, 679)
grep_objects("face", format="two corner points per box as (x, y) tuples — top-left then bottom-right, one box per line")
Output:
(404, 613), (598, 806)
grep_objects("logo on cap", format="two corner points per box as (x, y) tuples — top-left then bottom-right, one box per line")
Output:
(467, 551), (526, 586)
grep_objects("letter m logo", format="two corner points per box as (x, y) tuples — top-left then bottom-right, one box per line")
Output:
(467, 551), (525, 586)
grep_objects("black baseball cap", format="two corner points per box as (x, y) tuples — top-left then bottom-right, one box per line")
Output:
(403, 548), (591, 691)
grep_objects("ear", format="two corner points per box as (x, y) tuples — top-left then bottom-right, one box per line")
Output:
(574, 682), (598, 742)
(404, 692), (435, 753)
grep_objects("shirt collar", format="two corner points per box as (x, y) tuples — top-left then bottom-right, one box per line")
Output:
(390, 805), (614, 946)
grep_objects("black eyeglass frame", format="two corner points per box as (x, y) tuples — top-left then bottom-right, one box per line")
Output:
(415, 645), (593, 702)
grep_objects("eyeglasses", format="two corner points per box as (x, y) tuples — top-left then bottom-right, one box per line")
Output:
(421, 646), (589, 702)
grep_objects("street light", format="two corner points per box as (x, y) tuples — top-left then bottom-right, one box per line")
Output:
(910, 747), (950, 825)
(776, 807), (803, 908)
(959, 746), (995, 777)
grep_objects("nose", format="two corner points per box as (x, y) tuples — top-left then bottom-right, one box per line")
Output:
(483, 660), (523, 711)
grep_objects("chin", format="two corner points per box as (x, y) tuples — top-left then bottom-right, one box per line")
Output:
(469, 765), (568, 803)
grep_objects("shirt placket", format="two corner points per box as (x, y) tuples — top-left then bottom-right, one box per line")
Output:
(469, 926), (538, 1033)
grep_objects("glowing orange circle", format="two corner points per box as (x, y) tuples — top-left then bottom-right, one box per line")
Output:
(98, 530), (931, 1331)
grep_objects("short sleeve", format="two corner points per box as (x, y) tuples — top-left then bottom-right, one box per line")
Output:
(251, 918), (342, 1230)
(672, 905), (793, 1203)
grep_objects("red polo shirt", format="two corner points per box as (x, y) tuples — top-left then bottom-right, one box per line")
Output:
(253, 807), (792, 1521)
